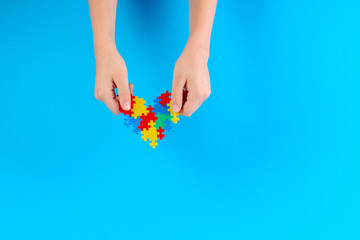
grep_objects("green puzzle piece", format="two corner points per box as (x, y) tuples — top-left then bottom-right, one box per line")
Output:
(155, 113), (171, 129)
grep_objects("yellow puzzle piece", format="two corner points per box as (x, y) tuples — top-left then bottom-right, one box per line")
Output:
(131, 96), (149, 119)
(140, 120), (159, 148)
(168, 103), (180, 124)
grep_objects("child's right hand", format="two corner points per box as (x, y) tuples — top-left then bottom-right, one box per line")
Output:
(94, 45), (133, 115)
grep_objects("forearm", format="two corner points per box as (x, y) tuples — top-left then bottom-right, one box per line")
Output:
(89, 0), (118, 59)
(188, 0), (217, 58)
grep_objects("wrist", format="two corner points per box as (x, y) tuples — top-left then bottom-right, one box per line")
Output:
(94, 37), (117, 60)
(185, 36), (210, 62)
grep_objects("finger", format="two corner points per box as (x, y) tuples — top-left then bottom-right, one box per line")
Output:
(129, 83), (134, 95)
(180, 99), (200, 117)
(171, 75), (186, 113)
(102, 88), (121, 115)
(114, 76), (131, 111)
(115, 83), (133, 106)
(94, 79), (121, 115)
(180, 86), (202, 117)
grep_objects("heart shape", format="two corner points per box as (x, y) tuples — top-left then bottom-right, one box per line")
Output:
(119, 91), (180, 148)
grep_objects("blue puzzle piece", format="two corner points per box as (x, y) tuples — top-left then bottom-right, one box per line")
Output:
(153, 97), (170, 114)
(153, 97), (161, 104)
(123, 116), (131, 127)
(154, 104), (169, 115)
(163, 119), (172, 132)
(124, 115), (141, 134)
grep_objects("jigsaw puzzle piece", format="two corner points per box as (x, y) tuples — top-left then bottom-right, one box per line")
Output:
(140, 120), (159, 148)
(132, 96), (149, 119)
(123, 115), (141, 134)
(119, 95), (136, 117)
(138, 105), (157, 131)
(157, 127), (165, 140)
(155, 113), (171, 130)
(167, 103), (180, 124)
(159, 91), (171, 106)
(163, 119), (173, 132)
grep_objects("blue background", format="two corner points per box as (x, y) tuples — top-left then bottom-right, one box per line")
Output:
(0, 0), (359, 239)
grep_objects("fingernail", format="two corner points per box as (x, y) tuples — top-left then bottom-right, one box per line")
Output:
(172, 104), (180, 112)
(124, 102), (130, 110)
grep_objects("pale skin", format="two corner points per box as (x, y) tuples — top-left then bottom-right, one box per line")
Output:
(89, 0), (217, 116)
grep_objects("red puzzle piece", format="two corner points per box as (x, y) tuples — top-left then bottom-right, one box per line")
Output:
(158, 91), (171, 106)
(138, 105), (157, 131)
(157, 127), (165, 140)
(119, 95), (136, 116)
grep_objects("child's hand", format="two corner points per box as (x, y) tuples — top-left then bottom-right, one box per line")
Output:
(94, 46), (133, 115)
(171, 42), (211, 117)
(170, 0), (217, 117)
(89, 0), (216, 117)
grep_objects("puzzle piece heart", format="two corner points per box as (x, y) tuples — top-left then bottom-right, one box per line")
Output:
(119, 91), (180, 148)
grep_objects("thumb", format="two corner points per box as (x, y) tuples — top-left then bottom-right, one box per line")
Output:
(114, 76), (131, 111)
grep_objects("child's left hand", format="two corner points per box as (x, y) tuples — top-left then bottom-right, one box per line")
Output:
(171, 41), (211, 117)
